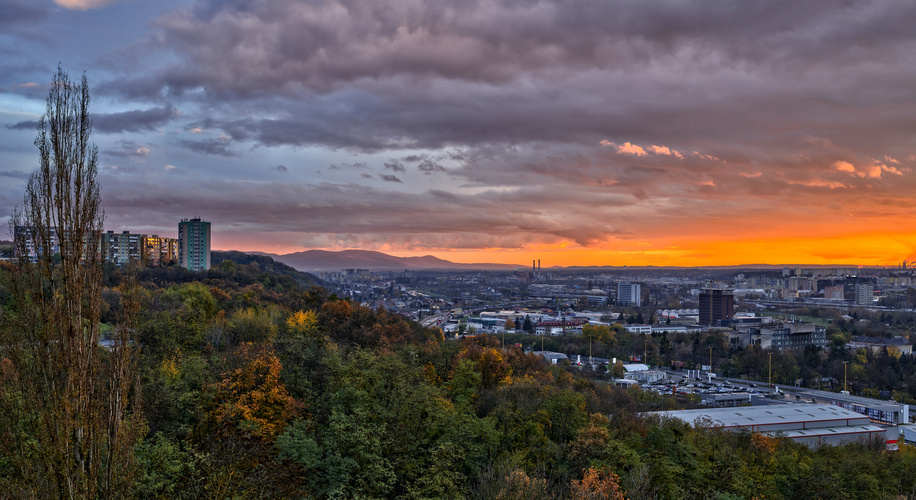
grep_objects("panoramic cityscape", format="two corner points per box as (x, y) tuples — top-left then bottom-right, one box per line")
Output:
(4, 1), (916, 498)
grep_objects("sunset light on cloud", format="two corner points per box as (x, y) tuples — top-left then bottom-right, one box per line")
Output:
(3, 0), (916, 267)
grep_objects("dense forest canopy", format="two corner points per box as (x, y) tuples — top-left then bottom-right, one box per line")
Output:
(5, 254), (916, 498)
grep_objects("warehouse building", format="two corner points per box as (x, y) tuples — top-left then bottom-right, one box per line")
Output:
(650, 403), (890, 449)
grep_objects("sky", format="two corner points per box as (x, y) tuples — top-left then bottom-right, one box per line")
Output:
(3, 0), (916, 267)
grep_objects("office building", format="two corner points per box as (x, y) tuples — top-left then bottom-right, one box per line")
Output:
(617, 281), (641, 307)
(178, 218), (211, 271)
(699, 288), (734, 326)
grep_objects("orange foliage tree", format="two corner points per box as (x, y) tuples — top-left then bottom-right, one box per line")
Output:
(209, 343), (299, 440)
(570, 466), (627, 500)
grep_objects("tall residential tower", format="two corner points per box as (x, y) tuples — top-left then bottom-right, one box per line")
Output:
(178, 218), (211, 271)
(617, 282), (641, 307)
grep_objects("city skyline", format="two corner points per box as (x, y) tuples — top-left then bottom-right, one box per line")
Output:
(3, 1), (916, 267)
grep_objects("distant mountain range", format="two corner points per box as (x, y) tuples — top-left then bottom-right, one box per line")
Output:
(235, 248), (875, 272)
(251, 249), (522, 271)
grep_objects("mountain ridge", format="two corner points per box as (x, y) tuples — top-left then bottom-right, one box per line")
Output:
(247, 249), (522, 271)
(233, 248), (879, 272)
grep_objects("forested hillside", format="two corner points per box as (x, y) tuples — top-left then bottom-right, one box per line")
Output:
(5, 257), (916, 499)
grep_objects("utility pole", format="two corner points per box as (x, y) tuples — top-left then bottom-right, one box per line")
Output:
(709, 346), (713, 383)
(843, 360), (849, 393)
(768, 352), (772, 387)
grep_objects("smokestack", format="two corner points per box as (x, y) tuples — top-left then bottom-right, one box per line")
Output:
(538, 259), (541, 272)
(533, 259), (536, 271)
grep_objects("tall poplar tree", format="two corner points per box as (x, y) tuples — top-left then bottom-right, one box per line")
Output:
(0, 66), (141, 498)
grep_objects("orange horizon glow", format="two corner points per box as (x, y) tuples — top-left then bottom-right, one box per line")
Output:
(214, 230), (916, 268)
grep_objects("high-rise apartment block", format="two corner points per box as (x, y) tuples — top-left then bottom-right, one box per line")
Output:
(14, 226), (101, 263)
(102, 231), (145, 267)
(699, 288), (734, 326)
(617, 282), (641, 307)
(144, 235), (178, 267)
(178, 218), (211, 271)
(14, 225), (60, 263)
(855, 283), (874, 306)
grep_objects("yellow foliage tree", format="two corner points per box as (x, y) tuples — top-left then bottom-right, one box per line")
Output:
(287, 309), (319, 336)
(210, 343), (299, 440)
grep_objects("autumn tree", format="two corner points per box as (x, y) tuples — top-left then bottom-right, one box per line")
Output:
(570, 467), (627, 500)
(0, 65), (141, 498)
(208, 343), (298, 440)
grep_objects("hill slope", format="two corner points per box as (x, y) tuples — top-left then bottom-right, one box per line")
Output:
(257, 249), (520, 271)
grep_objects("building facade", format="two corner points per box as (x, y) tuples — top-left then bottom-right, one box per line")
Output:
(770, 322), (827, 350)
(855, 283), (875, 306)
(13, 225), (60, 263)
(617, 281), (641, 307)
(102, 231), (146, 267)
(14, 226), (101, 263)
(144, 235), (178, 267)
(699, 288), (734, 326)
(178, 218), (211, 271)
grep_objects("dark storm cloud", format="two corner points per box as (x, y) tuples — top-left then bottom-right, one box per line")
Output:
(128, 0), (911, 96)
(6, 120), (37, 131)
(95, 0), (916, 168)
(178, 137), (237, 157)
(380, 174), (403, 183)
(94, 105), (176, 134)
(273, 164), (288, 172)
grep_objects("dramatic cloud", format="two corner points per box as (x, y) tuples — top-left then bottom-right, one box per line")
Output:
(94, 106), (177, 134)
(4, 0), (916, 265)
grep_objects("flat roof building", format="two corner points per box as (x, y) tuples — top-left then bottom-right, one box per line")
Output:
(617, 281), (641, 307)
(178, 218), (210, 271)
(651, 403), (889, 448)
(699, 288), (734, 326)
